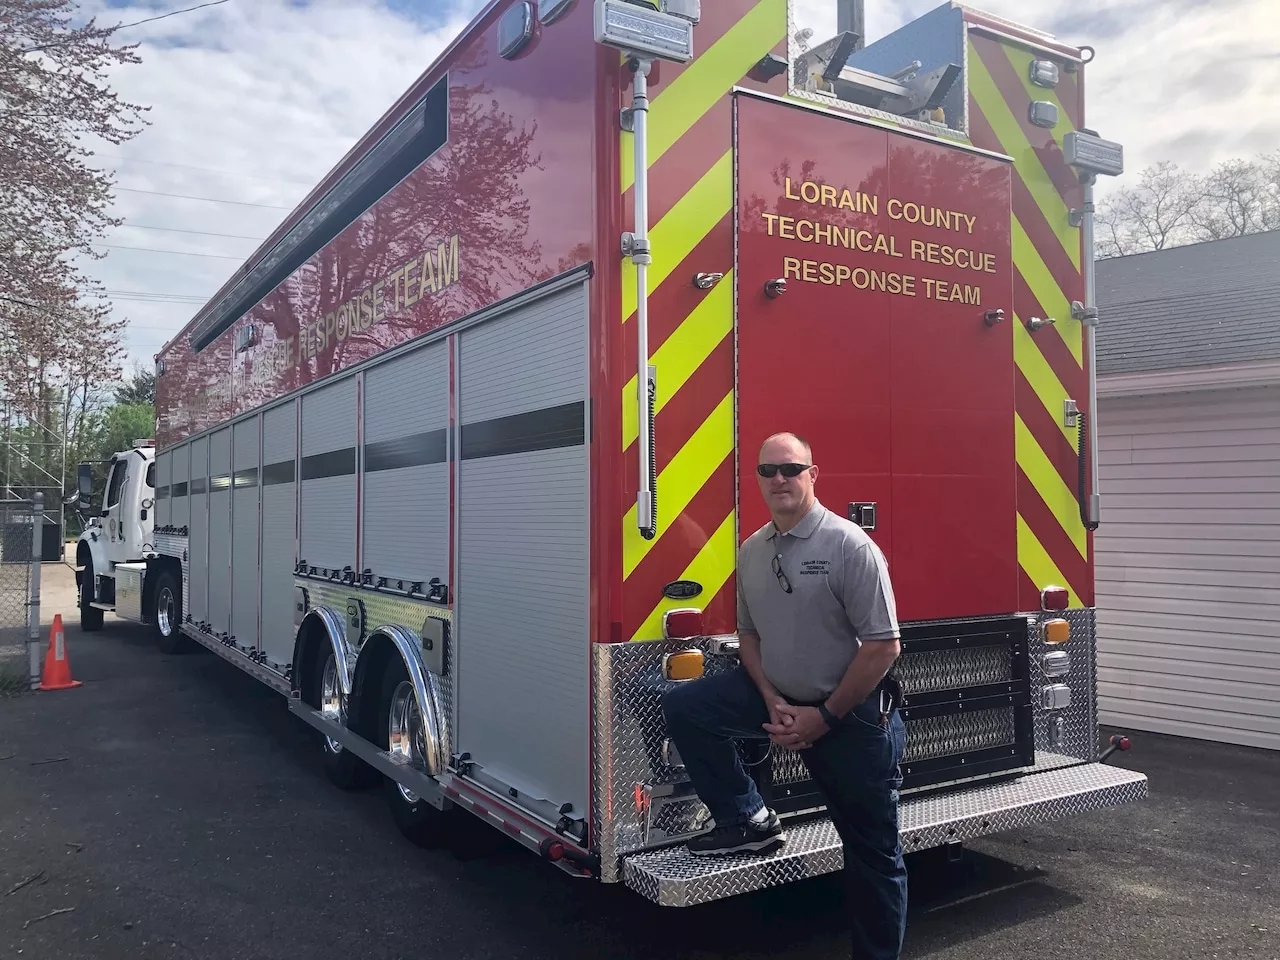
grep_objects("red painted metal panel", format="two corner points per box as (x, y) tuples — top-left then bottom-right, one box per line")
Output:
(885, 136), (1017, 620)
(735, 95), (1018, 620)
(156, 1), (601, 448)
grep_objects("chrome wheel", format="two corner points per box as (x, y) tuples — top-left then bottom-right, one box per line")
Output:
(387, 680), (426, 803)
(320, 652), (346, 755)
(157, 586), (175, 637)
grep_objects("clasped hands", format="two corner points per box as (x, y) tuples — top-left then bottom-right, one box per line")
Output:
(763, 697), (829, 751)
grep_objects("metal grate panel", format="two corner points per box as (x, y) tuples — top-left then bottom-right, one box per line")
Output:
(896, 643), (1011, 693)
(622, 762), (1149, 906)
(906, 707), (1015, 761)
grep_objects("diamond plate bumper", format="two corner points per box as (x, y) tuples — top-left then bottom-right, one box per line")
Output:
(622, 762), (1147, 906)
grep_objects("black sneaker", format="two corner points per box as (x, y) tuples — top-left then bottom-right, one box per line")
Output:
(687, 810), (785, 856)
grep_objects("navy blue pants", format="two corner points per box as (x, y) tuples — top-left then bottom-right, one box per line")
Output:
(663, 667), (908, 960)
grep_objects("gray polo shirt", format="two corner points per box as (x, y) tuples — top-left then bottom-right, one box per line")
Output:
(737, 500), (900, 703)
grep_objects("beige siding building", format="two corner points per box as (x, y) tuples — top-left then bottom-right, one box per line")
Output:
(1094, 230), (1280, 751)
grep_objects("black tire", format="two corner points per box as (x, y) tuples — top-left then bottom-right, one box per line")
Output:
(318, 648), (375, 790)
(151, 568), (189, 654)
(378, 658), (451, 848)
(79, 559), (104, 632)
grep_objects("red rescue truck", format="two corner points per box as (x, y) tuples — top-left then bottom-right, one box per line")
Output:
(117, 0), (1145, 906)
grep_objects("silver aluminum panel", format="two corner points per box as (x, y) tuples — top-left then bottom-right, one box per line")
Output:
(171, 443), (189, 528)
(593, 637), (735, 882)
(622, 763), (1148, 906)
(208, 427), (232, 637)
(188, 437), (209, 623)
(231, 416), (260, 653)
(260, 402), (297, 672)
(115, 563), (146, 622)
(155, 450), (171, 527)
(296, 578), (453, 762)
(1031, 608), (1097, 760)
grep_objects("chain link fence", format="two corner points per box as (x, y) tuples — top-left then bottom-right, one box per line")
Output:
(0, 496), (42, 696)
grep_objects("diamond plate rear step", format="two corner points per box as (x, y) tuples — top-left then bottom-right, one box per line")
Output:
(622, 762), (1147, 906)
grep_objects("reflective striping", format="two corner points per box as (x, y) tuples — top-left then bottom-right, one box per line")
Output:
(619, 0), (785, 194)
(1013, 316), (1077, 446)
(622, 151), (733, 324)
(1016, 415), (1086, 559)
(1012, 218), (1081, 365)
(632, 510), (737, 641)
(1015, 371), (1078, 493)
(966, 47), (1078, 270)
(623, 271), (733, 450)
(623, 391), (733, 579)
(1017, 514), (1077, 609)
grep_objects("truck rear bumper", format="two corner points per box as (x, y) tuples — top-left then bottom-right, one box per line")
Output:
(622, 761), (1147, 907)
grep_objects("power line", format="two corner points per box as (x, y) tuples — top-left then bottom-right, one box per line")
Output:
(93, 153), (315, 187)
(22, 0), (231, 53)
(114, 186), (293, 209)
(117, 223), (266, 241)
(106, 289), (210, 301)
(92, 242), (245, 260)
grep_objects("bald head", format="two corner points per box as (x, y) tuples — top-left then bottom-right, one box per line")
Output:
(760, 432), (811, 460)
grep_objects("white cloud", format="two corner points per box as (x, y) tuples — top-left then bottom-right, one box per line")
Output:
(75, 0), (1278, 376)
(74, 0), (475, 372)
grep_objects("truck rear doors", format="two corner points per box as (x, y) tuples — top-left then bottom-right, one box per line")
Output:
(734, 93), (1017, 621)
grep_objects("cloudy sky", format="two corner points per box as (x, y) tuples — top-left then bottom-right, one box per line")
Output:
(76, 0), (1279, 374)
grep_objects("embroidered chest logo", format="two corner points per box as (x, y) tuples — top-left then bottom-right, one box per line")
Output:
(799, 559), (831, 576)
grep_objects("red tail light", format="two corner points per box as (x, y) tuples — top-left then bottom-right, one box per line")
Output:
(663, 608), (704, 639)
(1041, 586), (1069, 611)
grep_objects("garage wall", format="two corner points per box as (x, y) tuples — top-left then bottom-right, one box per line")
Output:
(1095, 384), (1280, 751)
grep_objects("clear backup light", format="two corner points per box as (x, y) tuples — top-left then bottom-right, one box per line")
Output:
(1029, 100), (1059, 127)
(593, 0), (694, 63)
(1029, 59), (1059, 86)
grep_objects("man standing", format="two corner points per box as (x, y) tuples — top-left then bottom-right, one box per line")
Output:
(662, 431), (908, 960)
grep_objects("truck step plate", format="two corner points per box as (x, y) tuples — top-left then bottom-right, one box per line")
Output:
(622, 762), (1147, 907)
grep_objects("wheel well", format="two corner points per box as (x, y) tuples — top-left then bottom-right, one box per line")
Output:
(142, 557), (182, 624)
(348, 634), (400, 746)
(295, 618), (334, 710)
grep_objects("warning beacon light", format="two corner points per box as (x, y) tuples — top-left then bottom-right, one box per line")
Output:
(593, 0), (695, 63)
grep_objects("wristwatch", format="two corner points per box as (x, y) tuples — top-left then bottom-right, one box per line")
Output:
(817, 702), (839, 727)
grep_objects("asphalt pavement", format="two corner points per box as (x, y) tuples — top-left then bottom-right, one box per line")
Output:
(1, 562), (1277, 960)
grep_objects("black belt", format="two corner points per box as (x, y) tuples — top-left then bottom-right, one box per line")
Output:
(788, 675), (902, 713)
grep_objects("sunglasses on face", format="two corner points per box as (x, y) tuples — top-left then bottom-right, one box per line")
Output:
(757, 462), (812, 479)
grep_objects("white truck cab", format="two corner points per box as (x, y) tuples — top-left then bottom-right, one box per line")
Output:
(74, 440), (182, 650)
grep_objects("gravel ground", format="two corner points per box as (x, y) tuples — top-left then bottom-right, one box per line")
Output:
(0, 563), (1277, 960)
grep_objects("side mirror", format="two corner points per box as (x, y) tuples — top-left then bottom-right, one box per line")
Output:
(77, 463), (93, 509)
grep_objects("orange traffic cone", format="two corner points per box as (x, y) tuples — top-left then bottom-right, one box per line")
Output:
(39, 614), (82, 691)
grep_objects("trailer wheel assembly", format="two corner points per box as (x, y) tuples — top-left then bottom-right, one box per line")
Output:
(151, 568), (190, 655)
(317, 649), (375, 790)
(378, 658), (451, 848)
